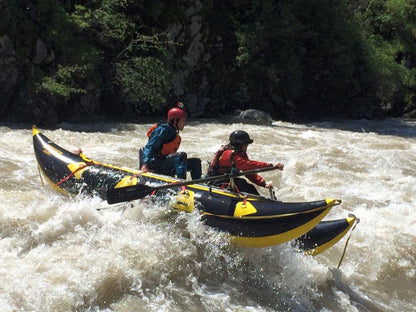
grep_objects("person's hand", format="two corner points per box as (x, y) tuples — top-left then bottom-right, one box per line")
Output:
(274, 163), (284, 170)
(73, 148), (83, 155)
(140, 164), (148, 173)
(265, 181), (273, 189)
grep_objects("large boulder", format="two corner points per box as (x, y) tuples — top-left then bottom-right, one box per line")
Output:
(234, 109), (273, 125)
(403, 109), (416, 119)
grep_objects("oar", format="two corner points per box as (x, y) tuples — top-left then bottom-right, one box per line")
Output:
(106, 166), (281, 204)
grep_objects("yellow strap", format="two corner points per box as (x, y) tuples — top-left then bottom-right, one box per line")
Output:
(337, 216), (360, 269)
(37, 164), (45, 187)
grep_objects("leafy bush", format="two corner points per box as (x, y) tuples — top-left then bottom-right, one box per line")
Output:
(355, 0), (416, 112)
(115, 55), (170, 111)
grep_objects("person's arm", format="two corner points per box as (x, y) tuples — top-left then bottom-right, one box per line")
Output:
(233, 155), (272, 171)
(140, 164), (149, 172)
(234, 156), (284, 187)
(245, 173), (267, 187)
(142, 126), (168, 165)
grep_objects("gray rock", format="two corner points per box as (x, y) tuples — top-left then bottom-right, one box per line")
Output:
(0, 35), (18, 94)
(34, 39), (48, 64)
(236, 109), (273, 125)
(403, 109), (416, 119)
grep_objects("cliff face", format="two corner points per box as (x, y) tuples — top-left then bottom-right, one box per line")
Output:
(0, 35), (18, 115)
(0, 0), (413, 125)
(168, 0), (214, 117)
(0, 0), (229, 125)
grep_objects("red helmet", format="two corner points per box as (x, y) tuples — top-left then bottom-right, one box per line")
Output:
(167, 102), (186, 121)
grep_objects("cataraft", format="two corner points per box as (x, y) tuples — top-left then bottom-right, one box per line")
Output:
(32, 126), (358, 255)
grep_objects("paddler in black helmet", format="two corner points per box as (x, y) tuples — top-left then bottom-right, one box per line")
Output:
(140, 102), (202, 180)
(208, 130), (284, 194)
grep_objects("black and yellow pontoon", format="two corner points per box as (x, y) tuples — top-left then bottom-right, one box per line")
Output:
(32, 126), (357, 254)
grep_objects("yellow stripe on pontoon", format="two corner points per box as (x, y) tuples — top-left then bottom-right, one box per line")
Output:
(230, 206), (332, 248)
(201, 200), (338, 220)
(306, 214), (356, 256)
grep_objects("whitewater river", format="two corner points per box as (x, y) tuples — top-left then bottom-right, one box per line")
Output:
(0, 118), (415, 311)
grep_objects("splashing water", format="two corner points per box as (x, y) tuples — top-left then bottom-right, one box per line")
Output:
(0, 119), (415, 311)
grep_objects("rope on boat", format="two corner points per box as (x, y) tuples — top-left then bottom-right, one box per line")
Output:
(55, 161), (94, 186)
(337, 215), (360, 269)
(37, 165), (45, 187)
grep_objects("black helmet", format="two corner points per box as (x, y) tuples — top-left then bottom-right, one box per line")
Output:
(229, 130), (253, 145)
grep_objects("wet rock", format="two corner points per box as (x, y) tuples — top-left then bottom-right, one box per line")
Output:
(403, 109), (416, 119)
(0, 35), (18, 94)
(235, 109), (273, 125)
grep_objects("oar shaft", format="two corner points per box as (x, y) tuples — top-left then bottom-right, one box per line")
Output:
(153, 165), (279, 191)
(107, 165), (281, 204)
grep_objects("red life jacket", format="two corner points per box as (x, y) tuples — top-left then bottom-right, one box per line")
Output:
(209, 145), (269, 186)
(147, 124), (182, 155)
(208, 145), (234, 175)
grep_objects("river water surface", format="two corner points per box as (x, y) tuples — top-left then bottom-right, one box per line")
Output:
(0, 119), (415, 311)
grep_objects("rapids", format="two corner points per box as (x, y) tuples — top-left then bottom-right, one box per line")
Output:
(0, 119), (415, 311)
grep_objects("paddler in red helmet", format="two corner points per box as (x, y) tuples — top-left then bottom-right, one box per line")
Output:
(207, 130), (284, 194)
(140, 102), (202, 180)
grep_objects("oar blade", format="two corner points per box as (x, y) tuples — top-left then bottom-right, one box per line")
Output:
(106, 184), (152, 204)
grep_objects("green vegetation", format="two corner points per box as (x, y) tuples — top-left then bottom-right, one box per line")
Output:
(355, 0), (416, 114)
(1, 0), (415, 123)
